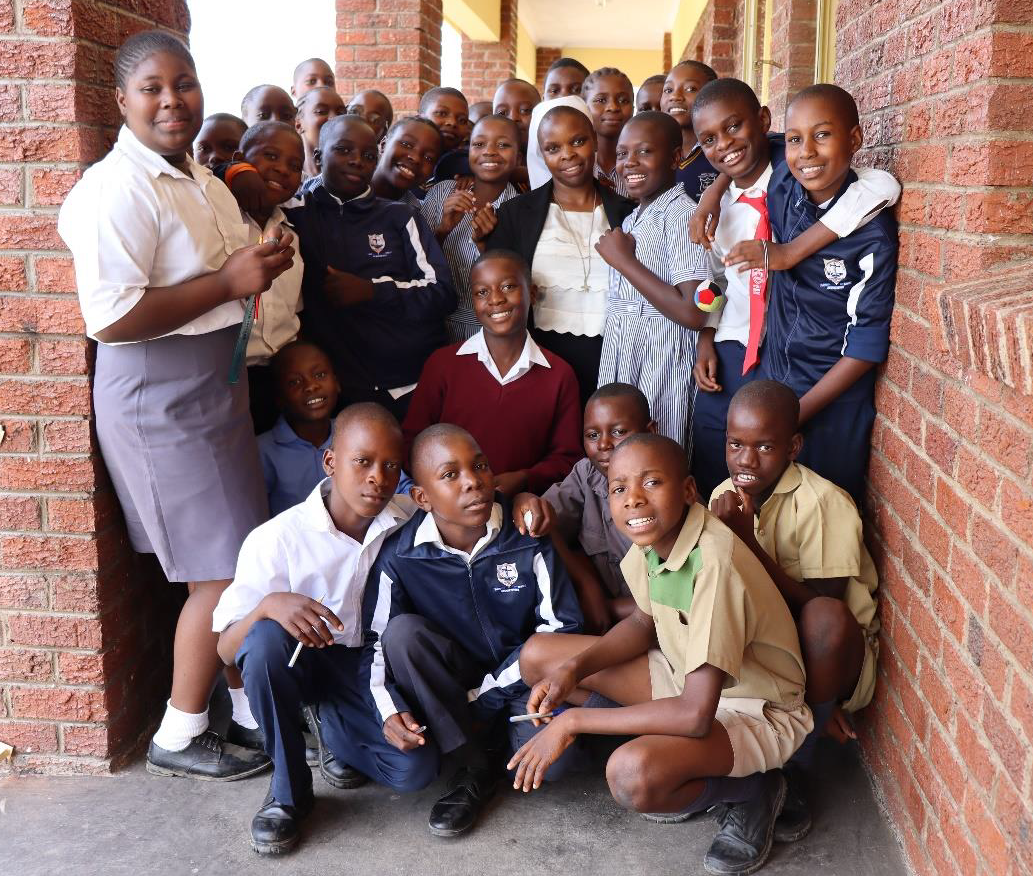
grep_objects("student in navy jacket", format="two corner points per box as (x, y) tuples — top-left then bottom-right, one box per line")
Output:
(361, 424), (582, 839)
(286, 115), (456, 420)
(760, 85), (898, 508)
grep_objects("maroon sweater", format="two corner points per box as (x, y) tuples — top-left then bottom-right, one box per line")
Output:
(403, 342), (583, 493)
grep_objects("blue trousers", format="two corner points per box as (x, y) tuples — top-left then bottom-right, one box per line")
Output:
(691, 341), (759, 504)
(238, 619), (440, 807)
(796, 396), (875, 509)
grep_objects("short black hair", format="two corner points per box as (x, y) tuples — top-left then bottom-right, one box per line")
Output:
(202, 113), (247, 135)
(318, 113), (375, 151)
(410, 423), (480, 483)
(472, 113), (520, 141)
(547, 57), (590, 77)
(270, 338), (331, 380)
(624, 110), (682, 151)
(495, 78), (541, 102)
(587, 382), (651, 422)
(472, 248), (531, 284)
(296, 85), (342, 111)
(419, 86), (468, 114)
(610, 433), (689, 479)
(238, 121), (302, 155)
(332, 401), (401, 444)
(348, 89), (394, 120)
(115, 30), (194, 90)
(692, 77), (761, 119)
(293, 57), (333, 80)
(384, 115), (443, 147)
(728, 380), (801, 436)
(638, 74), (667, 91)
(670, 59), (718, 83)
(582, 67), (634, 97)
(241, 84), (294, 115)
(789, 83), (860, 129)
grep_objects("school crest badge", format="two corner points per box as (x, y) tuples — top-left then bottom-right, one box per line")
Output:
(496, 563), (519, 587)
(698, 172), (718, 192)
(368, 233), (386, 254)
(823, 257), (847, 284)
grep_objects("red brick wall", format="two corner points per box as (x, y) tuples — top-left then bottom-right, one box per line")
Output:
(461, 0), (517, 103)
(535, 46), (561, 94)
(835, 0), (1033, 873)
(679, 0), (739, 76)
(336, 0), (443, 113)
(663, 31), (672, 73)
(0, 0), (188, 774)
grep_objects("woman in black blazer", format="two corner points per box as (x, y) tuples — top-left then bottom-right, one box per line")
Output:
(485, 104), (635, 406)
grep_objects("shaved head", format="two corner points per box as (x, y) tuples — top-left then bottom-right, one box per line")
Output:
(332, 402), (401, 445)
(728, 380), (800, 437)
(789, 83), (860, 129)
(588, 382), (650, 423)
(410, 424), (482, 484)
(610, 433), (689, 479)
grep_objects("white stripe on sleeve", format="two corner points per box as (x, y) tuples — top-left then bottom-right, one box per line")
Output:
(468, 660), (524, 702)
(533, 551), (562, 632)
(842, 252), (874, 354)
(368, 570), (399, 721)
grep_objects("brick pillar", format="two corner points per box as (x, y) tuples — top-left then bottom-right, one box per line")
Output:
(766, 0), (816, 122)
(535, 45), (561, 93)
(678, 0), (737, 76)
(833, 0), (1033, 873)
(460, 0), (517, 103)
(336, 0), (443, 113)
(0, 0), (189, 775)
(663, 32), (672, 74)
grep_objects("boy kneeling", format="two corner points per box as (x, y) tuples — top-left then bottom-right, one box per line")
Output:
(514, 434), (811, 876)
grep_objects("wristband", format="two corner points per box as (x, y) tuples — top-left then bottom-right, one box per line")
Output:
(694, 282), (726, 313)
(225, 162), (259, 187)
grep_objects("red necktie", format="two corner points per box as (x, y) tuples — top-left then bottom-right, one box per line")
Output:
(737, 191), (770, 375)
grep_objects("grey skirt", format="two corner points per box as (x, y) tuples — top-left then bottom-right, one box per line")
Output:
(94, 326), (269, 583)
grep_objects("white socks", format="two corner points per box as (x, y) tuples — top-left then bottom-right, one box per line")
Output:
(229, 686), (259, 730)
(152, 700), (208, 752)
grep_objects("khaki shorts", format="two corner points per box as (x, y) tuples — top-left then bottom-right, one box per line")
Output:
(842, 631), (879, 714)
(647, 649), (814, 777)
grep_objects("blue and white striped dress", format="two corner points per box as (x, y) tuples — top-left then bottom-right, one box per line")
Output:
(420, 180), (520, 343)
(597, 184), (708, 450)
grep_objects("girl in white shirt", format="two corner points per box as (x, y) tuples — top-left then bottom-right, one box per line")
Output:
(58, 31), (294, 781)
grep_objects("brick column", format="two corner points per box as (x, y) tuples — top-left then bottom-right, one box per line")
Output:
(663, 32), (672, 74)
(678, 0), (737, 76)
(766, 0), (816, 122)
(460, 0), (517, 103)
(336, 0), (443, 113)
(535, 45), (561, 93)
(0, 0), (189, 775)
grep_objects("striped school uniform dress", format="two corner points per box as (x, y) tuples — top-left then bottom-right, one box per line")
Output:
(420, 180), (520, 343)
(597, 184), (708, 450)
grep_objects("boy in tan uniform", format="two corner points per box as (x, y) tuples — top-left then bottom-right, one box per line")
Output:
(512, 434), (812, 876)
(710, 379), (878, 842)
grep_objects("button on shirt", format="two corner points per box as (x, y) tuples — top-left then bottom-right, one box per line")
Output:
(244, 209), (304, 365)
(258, 417), (333, 517)
(456, 329), (551, 385)
(58, 125), (250, 342)
(413, 502), (503, 564)
(212, 479), (416, 645)
(621, 503), (806, 707)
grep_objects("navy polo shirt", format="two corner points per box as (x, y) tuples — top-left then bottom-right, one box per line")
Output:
(676, 145), (718, 202)
(761, 167), (898, 401)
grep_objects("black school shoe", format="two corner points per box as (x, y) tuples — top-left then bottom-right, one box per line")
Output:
(146, 730), (271, 781)
(773, 766), (811, 843)
(250, 784), (315, 855)
(703, 770), (787, 876)
(226, 719), (266, 751)
(302, 704), (369, 789)
(428, 765), (499, 837)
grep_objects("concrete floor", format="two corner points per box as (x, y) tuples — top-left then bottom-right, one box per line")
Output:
(1, 739), (906, 876)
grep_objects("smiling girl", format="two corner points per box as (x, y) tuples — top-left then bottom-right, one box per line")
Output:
(582, 67), (635, 199)
(58, 31), (295, 780)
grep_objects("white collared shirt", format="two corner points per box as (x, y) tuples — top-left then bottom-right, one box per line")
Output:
(213, 479), (416, 646)
(244, 208), (304, 365)
(456, 329), (551, 386)
(58, 125), (251, 342)
(413, 502), (504, 564)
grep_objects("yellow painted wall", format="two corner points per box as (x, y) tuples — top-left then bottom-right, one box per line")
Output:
(443, 0), (500, 42)
(560, 47), (665, 89)
(516, 19), (536, 84)
(671, 0), (708, 64)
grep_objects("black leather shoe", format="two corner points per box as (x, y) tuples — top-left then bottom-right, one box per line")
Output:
(303, 727), (319, 767)
(250, 787), (314, 855)
(703, 771), (786, 876)
(226, 719), (266, 752)
(428, 766), (499, 837)
(303, 704), (368, 789)
(773, 766), (811, 843)
(146, 730), (271, 781)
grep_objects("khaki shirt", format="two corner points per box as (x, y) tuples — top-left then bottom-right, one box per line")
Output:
(621, 503), (806, 708)
(711, 463), (879, 636)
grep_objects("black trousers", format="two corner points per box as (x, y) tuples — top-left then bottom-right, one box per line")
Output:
(533, 328), (603, 410)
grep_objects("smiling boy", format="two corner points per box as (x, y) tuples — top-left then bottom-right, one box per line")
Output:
(372, 117), (444, 209)
(286, 115), (455, 421)
(364, 424), (582, 837)
(660, 61), (718, 201)
(402, 249), (582, 496)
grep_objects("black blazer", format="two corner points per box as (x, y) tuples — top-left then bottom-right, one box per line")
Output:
(484, 180), (636, 267)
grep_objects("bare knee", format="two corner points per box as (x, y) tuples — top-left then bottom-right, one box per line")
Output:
(605, 744), (663, 812)
(519, 632), (555, 685)
(799, 597), (855, 663)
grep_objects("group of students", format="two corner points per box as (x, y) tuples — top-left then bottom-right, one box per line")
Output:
(57, 30), (900, 876)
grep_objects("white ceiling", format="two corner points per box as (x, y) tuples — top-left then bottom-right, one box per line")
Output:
(520, 0), (681, 50)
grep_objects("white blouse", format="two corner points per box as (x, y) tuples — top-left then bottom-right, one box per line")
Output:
(244, 208), (304, 366)
(531, 203), (611, 337)
(58, 125), (250, 343)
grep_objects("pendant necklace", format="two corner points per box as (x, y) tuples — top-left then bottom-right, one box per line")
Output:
(556, 193), (599, 294)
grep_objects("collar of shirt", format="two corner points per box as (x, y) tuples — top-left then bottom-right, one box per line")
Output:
(115, 124), (207, 183)
(586, 462), (610, 499)
(300, 477), (412, 541)
(271, 416), (332, 452)
(728, 163), (774, 203)
(413, 502), (504, 562)
(678, 143), (703, 170)
(646, 503), (705, 573)
(456, 329), (550, 385)
(311, 180), (373, 207)
(630, 183), (685, 225)
(758, 463), (803, 516)
(243, 206), (292, 239)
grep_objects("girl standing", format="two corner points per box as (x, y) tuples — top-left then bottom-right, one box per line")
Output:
(582, 68), (635, 200)
(58, 32), (294, 780)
